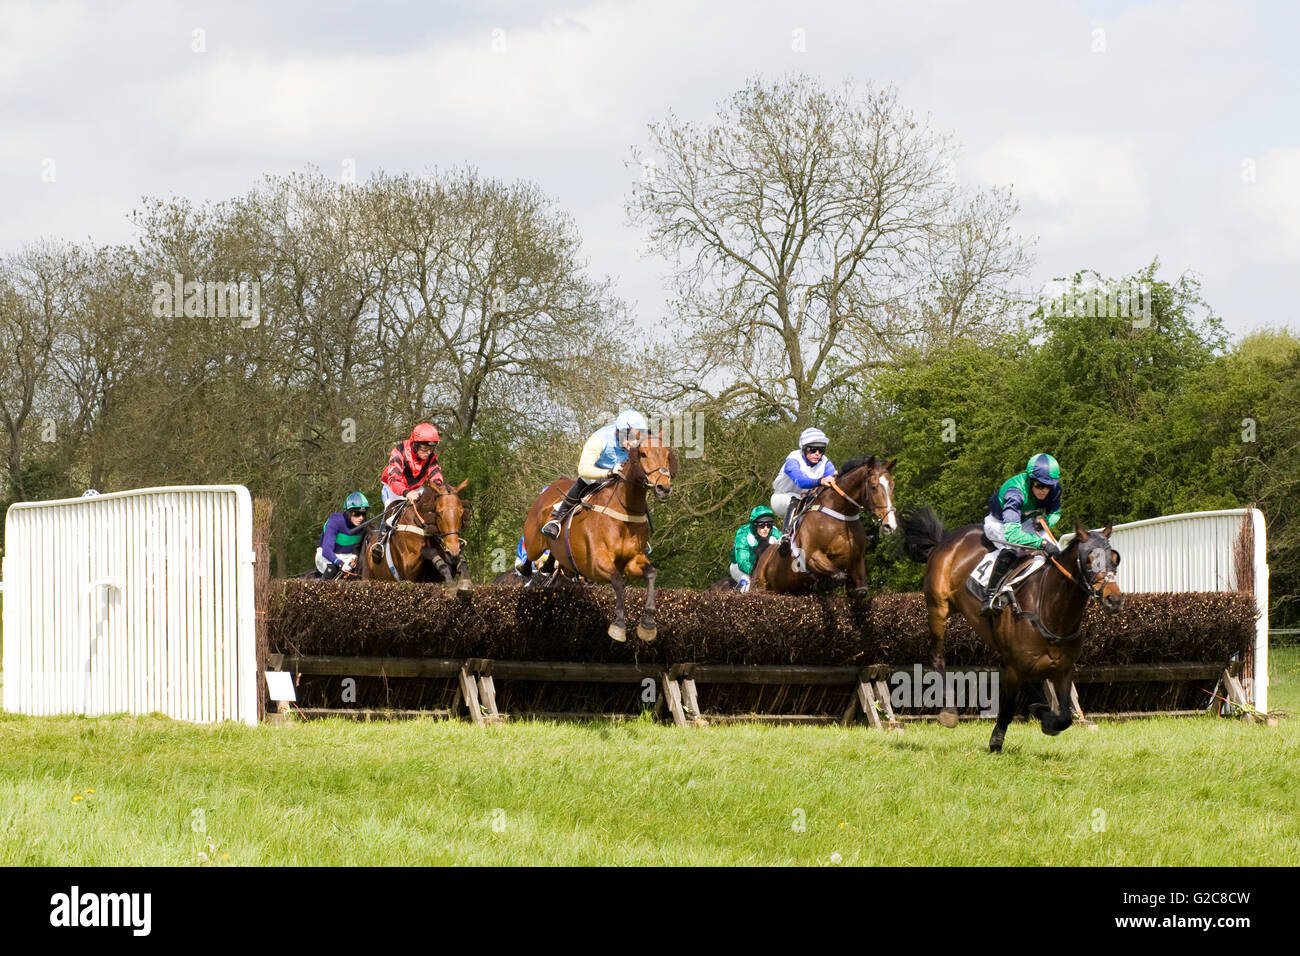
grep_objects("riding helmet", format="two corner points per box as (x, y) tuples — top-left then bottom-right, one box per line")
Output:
(799, 427), (828, 452)
(411, 423), (440, 444)
(1026, 453), (1060, 488)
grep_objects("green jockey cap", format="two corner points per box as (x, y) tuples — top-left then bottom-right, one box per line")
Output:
(750, 504), (777, 524)
(1025, 454), (1060, 488)
(345, 492), (370, 511)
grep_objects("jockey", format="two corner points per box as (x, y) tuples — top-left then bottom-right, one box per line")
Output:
(771, 427), (837, 554)
(980, 452), (1063, 615)
(542, 410), (649, 539)
(730, 505), (783, 591)
(515, 533), (552, 574)
(370, 423), (445, 560)
(317, 492), (369, 578)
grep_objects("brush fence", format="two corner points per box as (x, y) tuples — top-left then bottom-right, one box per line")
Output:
(269, 508), (1263, 726)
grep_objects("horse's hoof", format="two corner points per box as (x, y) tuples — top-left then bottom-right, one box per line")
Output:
(608, 623), (627, 643)
(937, 710), (959, 728)
(636, 624), (657, 643)
(989, 741), (1003, 754)
(457, 577), (472, 591)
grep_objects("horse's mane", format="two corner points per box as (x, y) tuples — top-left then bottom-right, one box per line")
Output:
(838, 455), (881, 475)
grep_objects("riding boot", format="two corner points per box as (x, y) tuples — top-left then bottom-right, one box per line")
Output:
(370, 506), (397, 560)
(980, 548), (1019, 616)
(542, 480), (589, 539)
(778, 497), (800, 556)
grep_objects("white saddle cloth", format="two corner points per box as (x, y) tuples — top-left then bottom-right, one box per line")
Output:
(969, 551), (1046, 593)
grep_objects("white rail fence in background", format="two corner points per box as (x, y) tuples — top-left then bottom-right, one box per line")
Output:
(1, 486), (258, 726)
(1103, 509), (1269, 712)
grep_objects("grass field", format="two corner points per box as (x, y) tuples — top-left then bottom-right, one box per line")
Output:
(2, 647), (1297, 866)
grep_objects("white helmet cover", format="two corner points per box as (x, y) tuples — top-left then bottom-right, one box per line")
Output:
(615, 410), (649, 433)
(799, 427), (828, 449)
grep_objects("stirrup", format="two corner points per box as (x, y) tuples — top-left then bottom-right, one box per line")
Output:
(980, 581), (1011, 616)
(541, 515), (563, 539)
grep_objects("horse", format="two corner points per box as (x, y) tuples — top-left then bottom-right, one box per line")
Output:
(899, 506), (1124, 752)
(751, 456), (898, 596)
(519, 437), (678, 642)
(360, 479), (472, 588)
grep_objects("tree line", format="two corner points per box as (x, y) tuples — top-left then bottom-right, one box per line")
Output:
(2, 75), (1294, 622)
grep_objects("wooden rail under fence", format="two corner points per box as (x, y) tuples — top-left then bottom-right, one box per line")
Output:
(267, 652), (1253, 728)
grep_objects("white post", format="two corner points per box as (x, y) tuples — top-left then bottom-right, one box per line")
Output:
(1251, 509), (1269, 714)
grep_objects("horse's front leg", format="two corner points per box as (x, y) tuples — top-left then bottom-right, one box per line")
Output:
(627, 553), (657, 642)
(989, 668), (1021, 753)
(927, 596), (958, 728)
(846, 553), (867, 600)
(1037, 668), (1076, 736)
(608, 569), (628, 643)
(806, 551), (849, 593)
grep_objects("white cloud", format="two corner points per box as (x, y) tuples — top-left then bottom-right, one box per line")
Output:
(966, 134), (1149, 243)
(1237, 146), (1300, 261)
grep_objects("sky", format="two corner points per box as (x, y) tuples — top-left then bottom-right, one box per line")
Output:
(2, 0), (1297, 340)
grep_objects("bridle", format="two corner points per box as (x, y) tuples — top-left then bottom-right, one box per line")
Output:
(611, 444), (673, 496)
(399, 488), (469, 568)
(1011, 532), (1120, 645)
(1038, 522), (1117, 605)
(814, 465), (896, 529)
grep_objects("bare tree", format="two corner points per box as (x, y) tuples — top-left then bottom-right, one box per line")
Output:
(368, 168), (628, 439)
(0, 242), (86, 499)
(629, 75), (1032, 424)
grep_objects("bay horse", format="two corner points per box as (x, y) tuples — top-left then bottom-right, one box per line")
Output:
(519, 437), (678, 642)
(899, 506), (1123, 752)
(752, 456), (898, 596)
(361, 479), (472, 588)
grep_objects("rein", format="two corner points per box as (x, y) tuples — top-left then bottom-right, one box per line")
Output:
(1039, 522), (1116, 602)
(383, 490), (467, 579)
(595, 453), (661, 529)
(1008, 525), (1116, 644)
(807, 465), (894, 527)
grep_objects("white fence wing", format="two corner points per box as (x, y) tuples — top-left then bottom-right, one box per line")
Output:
(1103, 509), (1269, 712)
(1, 486), (258, 726)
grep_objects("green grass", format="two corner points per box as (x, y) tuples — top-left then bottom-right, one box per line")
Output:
(2, 648), (1298, 866)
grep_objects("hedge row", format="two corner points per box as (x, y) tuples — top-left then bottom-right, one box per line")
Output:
(269, 580), (1255, 669)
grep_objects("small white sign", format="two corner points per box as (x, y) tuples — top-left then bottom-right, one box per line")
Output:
(264, 671), (297, 702)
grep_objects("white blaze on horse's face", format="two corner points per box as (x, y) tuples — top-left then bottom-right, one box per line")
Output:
(879, 473), (897, 534)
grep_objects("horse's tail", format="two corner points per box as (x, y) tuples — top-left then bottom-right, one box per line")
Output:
(899, 505), (947, 562)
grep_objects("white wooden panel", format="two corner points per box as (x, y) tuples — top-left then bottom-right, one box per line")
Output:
(1, 486), (257, 726)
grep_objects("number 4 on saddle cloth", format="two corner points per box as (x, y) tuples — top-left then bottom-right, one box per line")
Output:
(966, 549), (1048, 612)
